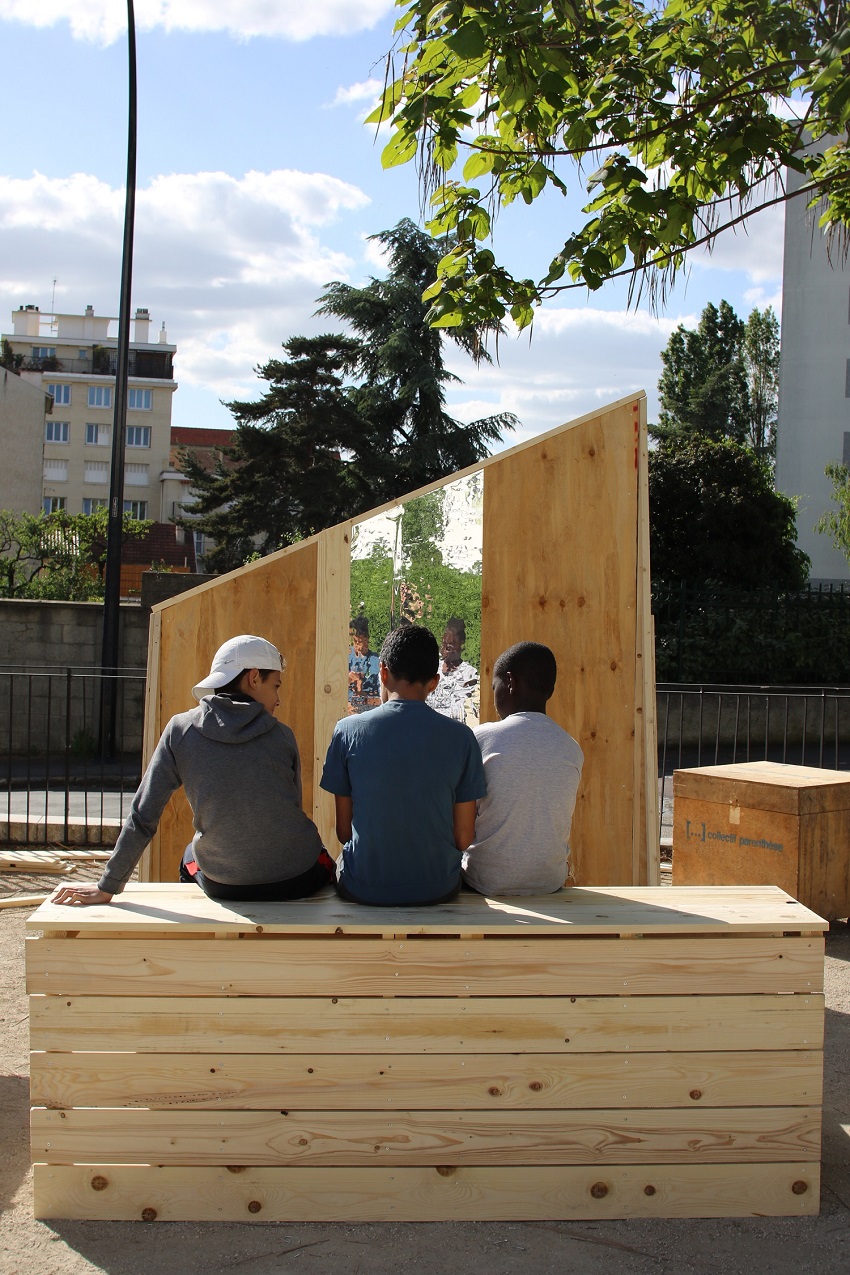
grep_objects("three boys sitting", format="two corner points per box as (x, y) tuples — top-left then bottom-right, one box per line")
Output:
(53, 626), (583, 909)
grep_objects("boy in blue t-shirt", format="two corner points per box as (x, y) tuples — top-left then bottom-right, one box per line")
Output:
(320, 625), (486, 906)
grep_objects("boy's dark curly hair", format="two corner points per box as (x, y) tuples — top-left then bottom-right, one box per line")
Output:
(379, 624), (439, 685)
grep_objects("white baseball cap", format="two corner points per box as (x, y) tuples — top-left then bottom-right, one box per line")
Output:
(192, 635), (284, 701)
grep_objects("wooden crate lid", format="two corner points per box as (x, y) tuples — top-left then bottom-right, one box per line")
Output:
(27, 882), (826, 937)
(673, 761), (850, 815)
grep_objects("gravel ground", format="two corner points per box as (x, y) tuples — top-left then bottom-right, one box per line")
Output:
(1, 859), (848, 1275)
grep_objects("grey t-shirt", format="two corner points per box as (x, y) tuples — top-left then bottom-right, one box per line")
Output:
(462, 712), (584, 896)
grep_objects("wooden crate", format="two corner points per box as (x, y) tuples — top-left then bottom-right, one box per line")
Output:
(27, 884), (826, 1222)
(673, 761), (850, 921)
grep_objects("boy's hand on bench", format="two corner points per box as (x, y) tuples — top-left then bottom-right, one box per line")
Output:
(50, 883), (114, 907)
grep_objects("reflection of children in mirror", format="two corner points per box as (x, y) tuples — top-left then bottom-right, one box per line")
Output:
(348, 615), (381, 714)
(427, 617), (479, 723)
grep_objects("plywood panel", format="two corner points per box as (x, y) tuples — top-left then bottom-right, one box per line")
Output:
(31, 1106), (821, 1166)
(30, 1050), (823, 1111)
(29, 992), (823, 1055)
(32, 1162), (821, 1221)
(26, 936), (824, 997)
(144, 542), (320, 883)
(482, 399), (642, 887)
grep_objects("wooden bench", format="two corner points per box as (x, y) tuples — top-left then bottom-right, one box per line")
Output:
(27, 884), (826, 1221)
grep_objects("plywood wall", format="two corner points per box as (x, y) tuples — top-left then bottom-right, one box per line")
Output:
(141, 394), (656, 887)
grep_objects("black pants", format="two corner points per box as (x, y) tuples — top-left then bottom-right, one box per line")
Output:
(180, 846), (335, 901)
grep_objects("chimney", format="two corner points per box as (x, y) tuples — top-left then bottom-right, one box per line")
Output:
(134, 307), (151, 343)
(159, 320), (169, 344)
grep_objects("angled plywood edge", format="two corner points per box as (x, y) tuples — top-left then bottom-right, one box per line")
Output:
(140, 393), (655, 886)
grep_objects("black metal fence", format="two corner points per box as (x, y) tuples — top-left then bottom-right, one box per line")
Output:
(2, 668), (850, 848)
(0, 666), (145, 845)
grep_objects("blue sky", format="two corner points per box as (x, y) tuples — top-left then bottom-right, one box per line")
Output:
(0, 1), (784, 449)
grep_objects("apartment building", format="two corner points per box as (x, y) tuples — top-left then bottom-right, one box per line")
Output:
(2, 303), (177, 522)
(776, 166), (850, 581)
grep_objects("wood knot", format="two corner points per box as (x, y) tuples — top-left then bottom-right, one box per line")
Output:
(323, 684), (332, 694)
(588, 447), (596, 458)
(226, 1165), (246, 1173)
(577, 596), (585, 607)
(528, 1081), (543, 1092)
(689, 1089), (702, 1101)
(436, 1166), (456, 1177)
(248, 1200), (263, 1213)
(141, 1207), (158, 1222)
(298, 1138), (309, 1146)
(791, 1180), (808, 1195)
(590, 1182), (609, 1199)
(538, 595), (547, 608)
(609, 660), (617, 671)
(644, 1185), (656, 1196)
(90, 1175), (108, 1192)
(488, 1087), (502, 1097)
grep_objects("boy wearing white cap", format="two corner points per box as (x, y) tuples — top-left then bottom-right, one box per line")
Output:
(52, 635), (334, 907)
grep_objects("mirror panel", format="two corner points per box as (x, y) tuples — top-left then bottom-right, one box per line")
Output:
(349, 473), (483, 723)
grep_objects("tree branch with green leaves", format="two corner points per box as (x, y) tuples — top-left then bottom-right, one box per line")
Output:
(370, 0), (850, 328)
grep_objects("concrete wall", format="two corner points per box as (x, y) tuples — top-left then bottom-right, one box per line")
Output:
(0, 599), (149, 755)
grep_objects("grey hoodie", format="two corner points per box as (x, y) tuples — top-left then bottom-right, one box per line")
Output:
(98, 695), (324, 894)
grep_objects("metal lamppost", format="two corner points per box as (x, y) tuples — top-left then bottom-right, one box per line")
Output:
(100, 0), (137, 757)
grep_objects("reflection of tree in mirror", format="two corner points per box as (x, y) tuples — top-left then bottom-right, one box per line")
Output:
(350, 481), (482, 670)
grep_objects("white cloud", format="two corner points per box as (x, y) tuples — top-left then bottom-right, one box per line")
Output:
(441, 303), (683, 442)
(0, 168), (370, 404)
(691, 201), (784, 284)
(330, 79), (383, 108)
(0, 0), (394, 44)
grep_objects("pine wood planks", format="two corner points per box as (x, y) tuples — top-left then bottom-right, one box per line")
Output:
(27, 884), (827, 1221)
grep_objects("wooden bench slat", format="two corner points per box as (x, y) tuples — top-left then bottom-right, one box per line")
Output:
(25, 936), (824, 997)
(29, 992), (824, 1054)
(30, 1049), (823, 1111)
(31, 1106), (822, 1166)
(33, 1162), (821, 1222)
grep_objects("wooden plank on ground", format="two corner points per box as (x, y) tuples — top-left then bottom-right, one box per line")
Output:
(29, 993), (824, 1055)
(1, 851), (73, 874)
(25, 935), (825, 997)
(32, 1162), (821, 1221)
(30, 1050), (823, 1111)
(25, 883), (827, 936)
(31, 1106), (821, 1166)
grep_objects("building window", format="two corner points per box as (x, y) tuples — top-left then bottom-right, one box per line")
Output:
(128, 388), (152, 411)
(87, 385), (113, 409)
(124, 462), (149, 487)
(43, 459), (68, 482)
(84, 461), (109, 485)
(82, 498), (108, 514)
(86, 422), (111, 446)
(33, 346), (56, 360)
(45, 421), (70, 443)
(43, 496), (67, 514)
(47, 383), (71, 406)
(126, 425), (151, 448)
(123, 499), (148, 519)
(78, 349), (87, 361)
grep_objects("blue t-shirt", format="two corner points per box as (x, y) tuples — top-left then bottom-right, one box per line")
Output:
(320, 698), (487, 905)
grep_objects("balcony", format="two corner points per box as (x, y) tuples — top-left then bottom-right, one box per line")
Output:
(18, 349), (174, 380)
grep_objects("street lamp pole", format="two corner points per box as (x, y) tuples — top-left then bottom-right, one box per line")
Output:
(100, 0), (137, 758)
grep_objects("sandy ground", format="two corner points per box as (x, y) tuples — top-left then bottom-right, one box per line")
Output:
(1, 862), (849, 1275)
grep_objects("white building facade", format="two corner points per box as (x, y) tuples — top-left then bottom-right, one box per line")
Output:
(2, 304), (177, 522)
(776, 170), (850, 581)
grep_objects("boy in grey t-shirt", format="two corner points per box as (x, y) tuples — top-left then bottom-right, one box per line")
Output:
(462, 642), (583, 897)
